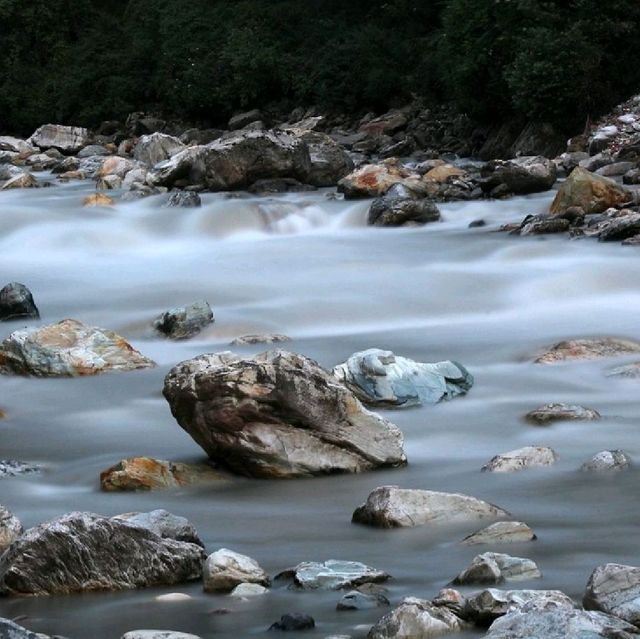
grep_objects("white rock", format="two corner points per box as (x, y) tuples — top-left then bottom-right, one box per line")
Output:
(482, 447), (558, 473)
(155, 593), (192, 602)
(584, 563), (640, 625)
(462, 522), (536, 545)
(229, 583), (268, 597)
(29, 124), (90, 154)
(581, 450), (631, 472)
(277, 559), (389, 590)
(203, 548), (270, 592)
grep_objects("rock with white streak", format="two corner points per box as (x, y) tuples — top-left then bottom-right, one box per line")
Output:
(482, 447), (558, 473)
(0, 506), (22, 552)
(584, 563), (640, 625)
(134, 133), (185, 168)
(29, 124), (90, 154)
(276, 560), (389, 591)
(203, 548), (270, 592)
(462, 521), (536, 545)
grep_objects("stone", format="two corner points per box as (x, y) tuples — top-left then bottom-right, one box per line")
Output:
(584, 563), (640, 625)
(77, 144), (110, 158)
(229, 582), (268, 597)
(248, 178), (316, 194)
(100, 457), (227, 491)
(481, 156), (557, 195)
(0, 165), (24, 181)
(0, 506), (22, 552)
(597, 212), (640, 242)
(97, 156), (137, 179)
(623, 168), (640, 185)
(126, 113), (166, 137)
(367, 186), (441, 227)
(519, 216), (570, 236)
(333, 349), (473, 407)
(0, 511), (204, 596)
(550, 167), (632, 215)
(163, 350), (406, 478)
(229, 109), (264, 130)
(535, 338), (640, 364)
(25, 153), (59, 170)
(97, 175), (123, 190)
(83, 193), (114, 207)
(0, 136), (35, 154)
(424, 164), (466, 183)
(0, 283), (39, 321)
(1, 173), (39, 190)
(606, 362), (640, 377)
(596, 161), (637, 177)
(452, 553), (541, 585)
(28, 124), (90, 154)
(352, 486), (508, 528)
(0, 460), (41, 479)
(121, 632), (202, 639)
(431, 588), (467, 617)
(0, 319), (156, 377)
(112, 510), (203, 546)
(337, 589), (390, 610)
(581, 450), (632, 472)
(230, 334), (291, 346)
(276, 560), (389, 591)
(0, 618), (48, 639)
(462, 522), (536, 545)
(524, 403), (600, 425)
(368, 597), (468, 639)
(153, 301), (214, 340)
(155, 593), (192, 602)
(269, 614), (315, 632)
(134, 133), (185, 168)
(482, 447), (558, 473)
(164, 191), (202, 208)
(337, 162), (421, 199)
(203, 548), (270, 592)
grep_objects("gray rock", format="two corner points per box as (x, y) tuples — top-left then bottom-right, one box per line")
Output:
(623, 168), (640, 185)
(337, 589), (390, 610)
(0, 511), (205, 596)
(203, 548), (270, 592)
(519, 216), (570, 236)
(163, 350), (406, 478)
(581, 450), (632, 472)
(333, 349), (473, 408)
(78, 155), (109, 178)
(276, 560), (389, 591)
(352, 486), (508, 528)
(0, 283), (39, 321)
(28, 124), (90, 154)
(230, 334), (291, 346)
(164, 191), (202, 208)
(78, 144), (110, 158)
(0, 319), (156, 377)
(367, 185), (441, 227)
(0, 506), (22, 552)
(25, 153), (58, 170)
(595, 161), (637, 177)
(0, 618), (47, 639)
(431, 588), (467, 618)
(0, 460), (41, 479)
(584, 563), (640, 625)
(229, 582), (268, 597)
(596, 212), (640, 242)
(112, 509), (203, 546)
(452, 553), (541, 585)
(462, 522), (536, 546)
(0, 136), (36, 154)
(0, 164), (24, 181)
(524, 403), (600, 425)
(606, 362), (640, 378)
(481, 156), (557, 195)
(134, 133), (185, 168)
(535, 338), (640, 364)
(269, 614), (315, 632)
(153, 301), (214, 340)
(482, 447), (558, 473)
(228, 109), (264, 131)
(121, 632), (202, 639)
(248, 177), (316, 194)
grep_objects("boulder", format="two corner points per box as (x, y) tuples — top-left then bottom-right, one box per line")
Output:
(367, 186), (441, 227)
(276, 560), (389, 591)
(0, 283), (39, 321)
(524, 403), (600, 425)
(96, 156), (137, 179)
(0, 511), (204, 595)
(431, 588), (467, 617)
(112, 509), (203, 546)
(550, 167), (632, 215)
(230, 334), (291, 346)
(1, 173), (39, 190)
(163, 350), (406, 478)
(153, 301), (214, 340)
(337, 162), (422, 199)
(519, 216), (570, 236)
(269, 614), (315, 632)
(0, 136), (35, 154)
(100, 457), (227, 491)
(462, 522), (536, 546)
(584, 563), (640, 625)
(337, 589), (390, 611)
(581, 450), (632, 472)
(203, 548), (270, 592)
(623, 168), (640, 185)
(481, 156), (557, 195)
(25, 153), (58, 170)
(452, 553), (541, 585)
(0, 506), (22, 552)
(97, 175), (123, 190)
(121, 632), (202, 639)
(424, 164), (466, 183)
(596, 212), (640, 242)
(126, 113), (166, 137)
(0, 460), (41, 479)
(0, 165), (24, 181)
(352, 486), (508, 528)
(0, 319), (156, 377)
(28, 124), (90, 154)
(77, 144), (110, 158)
(0, 618), (48, 639)
(134, 133), (185, 168)
(482, 446), (558, 473)
(596, 161), (637, 177)
(535, 338), (640, 364)
(230, 583), (268, 597)
(164, 191), (202, 208)
(248, 177), (316, 194)
(228, 109), (264, 130)
(83, 193), (114, 207)
(333, 349), (473, 407)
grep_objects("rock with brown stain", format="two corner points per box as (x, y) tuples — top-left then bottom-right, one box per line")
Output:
(338, 161), (423, 199)
(83, 193), (114, 207)
(535, 338), (640, 364)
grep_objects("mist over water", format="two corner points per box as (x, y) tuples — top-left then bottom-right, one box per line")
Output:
(1, 183), (639, 638)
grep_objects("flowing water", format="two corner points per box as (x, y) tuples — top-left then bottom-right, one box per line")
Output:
(1, 180), (639, 638)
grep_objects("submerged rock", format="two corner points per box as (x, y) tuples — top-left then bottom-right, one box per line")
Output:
(337, 589), (390, 611)
(352, 486), (508, 528)
(276, 560), (389, 591)
(230, 334), (291, 346)
(230, 582), (268, 597)
(584, 563), (640, 625)
(0, 282), (39, 321)
(581, 450), (632, 472)
(333, 349), (473, 408)
(535, 338), (640, 363)
(524, 403), (600, 425)
(482, 447), (558, 473)
(83, 192), (114, 207)
(112, 509), (203, 546)
(121, 632), (202, 639)
(0, 319), (156, 377)
(462, 521), (536, 546)
(203, 548), (270, 593)
(29, 124), (90, 154)
(269, 614), (315, 632)
(153, 301), (214, 340)
(0, 506), (22, 552)
(164, 191), (202, 208)
(0, 460), (41, 479)
(163, 350), (406, 478)
(606, 362), (640, 378)
(0, 511), (204, 596)
(367, 185), (441, 227)
(452, 553), (541, 585)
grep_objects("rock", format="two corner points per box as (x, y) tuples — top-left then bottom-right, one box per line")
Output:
(123, 167), (148, 188)
(269, 614), (315, 632)
(0, 164), (25, 181)
(550, 167), (632, 215)
(337, 589), (390, 610)
(462, 522), (536, 546)
(0, 318), (156, 377)
(203, 548), (270, 592)
(431, 589), (467, 617)
(519, 216), (570, 236)
(28, 124), (90, 154)
(248, 177), (316, 194)
(97, 175), (123, 190)
(77, 144), (110, 158)
(155, 593), (192, 602)
(367, 186), (441, 227)
(333, 349), (473, 407)
(121, 632), (202, 639)
(112, 509), (203, 546)
(25, 152), (59, 170)
(596, 161), (637, 177)
(0, 506), (22, 552)
(0, 460), (41, 479)
(229, 110), (264, 130)
(597, 212), (640, 242)
(535, 338), (640, 364)
(276, 560), (389, 591)
(83, 193), (114, 207)
(352, 486), (508, 528)
(179, 128), (223, 145)
(584, 563), (640, 625)
(524, 403), (600, 425)
(0, 283), (39, 321)
(581, 450), (632, 472)
(424, 164), (466, 183)
(153, 301), (214, 340)
(579, 152), (614, 172)
(230, 334), (291, 346)
(1, 173), (39, 190)
(0, 136), (35, 154)
(0, 511), (204, 596)
(126, 113), (166, 137)
(0, 618), (48, 639)
(163, 350), (406, 478)
(229, 582), (269, 597)
(134, 133), (185, 168)
(606, 362), (640, 377)
(482, 447), (558, 473)
(97, 156), (137, 179)
(623, 168), (640, 185)
(164, 191), (202, 208)
(78, 155), (109, 178)
(452, 553), (541, 585)
(100, 457), (227, 491)
(368, 597), (468, 639)
(480, 156), (557, 195)
(338, 162), (421, 199)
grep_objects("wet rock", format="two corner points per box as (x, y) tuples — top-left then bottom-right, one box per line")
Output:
(0, 319), (156, 377)
(100, 457), (227, 491)
(367, 186), (441, 227)
(230, 334), (291, 346)
(29, 124), (90, 154)
(623, 168), (640, 185)
(0, 136), (36, 154)
(276, 560), (389, 591)
(229, 110), (264, 130)
(469, 219), (486, 228)
(163, 350), (406, 478)
(524, 403), (600, 425)
(481, 156), (557, 195)
(134, 133), (185, 168)
(248, 177), (316, 194)
(337, 162), (421, 199)
(153, 301), (214, 340)
(112, 509), (203, 546)
(0, 618), (48, 639)
(424, 164), (466, 184)
(596, 161), (637, 177)
(203, 549), (270, 593)
(368, 597), (468, 639)
(452, 553), (541, 586)
(0, 506), (22, 552)
(25, 152), (59, 170)
(550, 167), (632, 215)
(622, 234), (640, 246)
(597, 212), (640, 242)
(97, 156), (137, 179)
(333, 349), (473, 408)
(0, 164), (25, 181)
(584, 563), (640, 625)
(83, 193), (114, 207)
(535, 338), (640, 363)
(337, 589), (390, 610)
(269, 614), (315, 632)
(230, 582), (268, 597)
(121, 632), (202, 639)
(606, 362), (640, 377)
(288, 129), (353, 187)
(0, 283), (39, 321)
(431, 589), (467, 617)
(462, 522), (536, 545)
(97, 175), (123, 190)
(482, 446), (558, 473)
(352, 486), (508, 528)
(0, 460), (41, 479)
(164, 191), (202, 208)
(1, 173), (39, 190)
(581, 450), (632, 472)
(519, 216), (570, 236)
(0, 511), (204, 596)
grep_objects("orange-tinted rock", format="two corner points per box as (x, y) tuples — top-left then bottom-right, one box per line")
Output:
(83, 193), (114, 207)
(338, 162), (423, 199)
(535, 338), (640, 364)
(424, 164), (466, 184)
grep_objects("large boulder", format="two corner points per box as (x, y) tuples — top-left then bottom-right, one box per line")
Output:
(134, 133), (185, 168)
(163, 350), (406, 478)
(0, 512), (204, 596)
(97, 156), (138, 179)
(550, 167), (632, 215)
(0, 506), (22, 552)
(535, 337), (640, 364)
(0, 319), (155, 377)
(367, 185), (441, 227)
(452, 553), (541, 585)
(352, 486), (508, 528)
(0, 283), (39, 321)
(1, 173), (39, 190)
(333, 349), (472, 408)
(203, 548), (270, 592)
(276, 560), (389, 591)
(28, 124), (90, 154)
(481, 156), (557, 195)
(584, 563), (640, 625)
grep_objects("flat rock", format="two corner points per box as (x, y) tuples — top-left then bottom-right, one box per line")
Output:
(203, 548), (270, 592)
(0, 319), (156, 377)
(524, 403), (600, 425)
(535, 338), (640, 364)
(229, 582), (269, 597)
(163, 350), (406, 478)
(482, 447), (558, 473)
(584, 563), (640, 625)
(153, 301), (214, 340)
(112, 509), (203, 546)
(581, 450), (632, 472)
(337, 589), (390, 610)
(276, 560), (389, 591)
(462, 522), (536, 546)
(230, 334), (291, 346)
(352, 486), (508, 528)
(0, 511), (204, 596)
(452, 553), (541, 585)
(121, 633), (202, 639)
(29, 124), (90, 154)
(0, 505), (22, 552)
(0, 282), (40, 321)
(333, 349), (473, 408)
